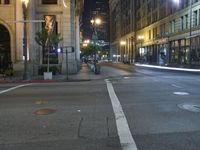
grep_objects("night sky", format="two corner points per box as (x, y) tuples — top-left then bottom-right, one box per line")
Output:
(82, 0), (95, 39)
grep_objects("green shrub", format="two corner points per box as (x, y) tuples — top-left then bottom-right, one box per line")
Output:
(4, 68), (14, 77)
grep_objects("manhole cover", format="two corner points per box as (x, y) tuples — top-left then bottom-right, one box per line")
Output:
(178, 103), (200, 112)
(173, 92), (189, 95)
(34, 108), (56, 115)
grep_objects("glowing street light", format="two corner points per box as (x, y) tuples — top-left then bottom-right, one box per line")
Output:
(83, 39), (90, 44)
(91, 18), (102, 25)
(22, 0), (29, 80)
(91, 18), (102, 73)
(137, 35), (145, 62)
(120, 40), (126, 46)
(82, 43), (88, 47)
(138, 35), (144, 40)
(172, 0), (180, 5)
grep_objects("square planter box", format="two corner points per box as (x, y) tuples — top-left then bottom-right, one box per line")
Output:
(44, 72), (52, 80)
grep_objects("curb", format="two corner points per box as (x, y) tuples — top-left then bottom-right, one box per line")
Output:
(0, 78), (92, 84)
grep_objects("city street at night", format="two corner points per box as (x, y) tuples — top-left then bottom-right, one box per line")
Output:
(0, 64), (200, 150)
(1, 0), (200, 149)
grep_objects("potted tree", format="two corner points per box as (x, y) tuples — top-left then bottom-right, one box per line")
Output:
(35, 29), (62, 80)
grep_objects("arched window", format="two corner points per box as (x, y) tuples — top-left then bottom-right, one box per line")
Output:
(0, 24), (11, 72)
(4, 0), (10, 4)
(0, 0), (10, 4)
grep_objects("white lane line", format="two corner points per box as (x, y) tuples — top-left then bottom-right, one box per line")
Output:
(135, 63), (200, 72)
(0, 83), (33, 94)
(171, 84), (182, 88)
(105, 79), (137, 150)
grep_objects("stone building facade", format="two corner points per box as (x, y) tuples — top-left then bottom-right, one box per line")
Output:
(109, 0), (136, 63)
(0, 0), (83, 77)
(109, 0), (200, 67)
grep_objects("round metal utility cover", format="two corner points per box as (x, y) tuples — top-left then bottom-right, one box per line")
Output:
(178, 103), (200, 112)
(34, 108), (56, 115)
(173, 92), (189, 96)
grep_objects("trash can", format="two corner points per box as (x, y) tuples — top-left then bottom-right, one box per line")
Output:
(94, 64), (101, 74)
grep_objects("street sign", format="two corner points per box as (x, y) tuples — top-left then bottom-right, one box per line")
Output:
(62, 46), (74, 53)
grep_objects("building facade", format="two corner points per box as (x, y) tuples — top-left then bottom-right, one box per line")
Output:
(91, 0), (109, 42)
(89, 0), (110, 56)
(110, 0), (200, 67)
(109, 0), (135, 63)
(0, 0), (84, 77)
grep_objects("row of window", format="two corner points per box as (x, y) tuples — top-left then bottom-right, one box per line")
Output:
(146, 8), (200, 41)
(0, 0), (10, 4)
(136, 0), (200, 30)
(170, 9), (200, 33)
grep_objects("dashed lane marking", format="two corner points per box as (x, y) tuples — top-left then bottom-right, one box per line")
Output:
(171, 84), (182, 88)
(105, 79), (138, 150)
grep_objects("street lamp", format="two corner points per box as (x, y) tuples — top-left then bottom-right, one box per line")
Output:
(90, 18), (101, 74)
(91, 18), (101, 70)
(138, 35), (144, 48)
(189, 0), (192, 65)
(120, 40), (126, 62)
(91, 18), (102, 26)
(22, 0), (29, 80)
(90, 18), (101, 46)
(137, 35), (145, 62)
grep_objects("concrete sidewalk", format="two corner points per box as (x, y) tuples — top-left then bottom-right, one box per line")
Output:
(0, 63), (96, 83)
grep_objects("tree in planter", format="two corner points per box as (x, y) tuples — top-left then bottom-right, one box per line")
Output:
(35, 29), (63, 72)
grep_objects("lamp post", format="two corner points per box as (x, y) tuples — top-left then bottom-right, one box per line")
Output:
(91, 18), (101, 71)
(189, 0), (192, 65)
(22, 0), (29, 80)
(120, 40), (126, 62)
(91, 18), (101, 46)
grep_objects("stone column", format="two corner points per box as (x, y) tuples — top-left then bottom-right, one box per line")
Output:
(61, 0), (72, 74)
(75, 15), (80, 62)
(15, 0), (23, 62)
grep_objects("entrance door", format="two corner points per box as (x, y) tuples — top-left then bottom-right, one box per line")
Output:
(0, 24), (11, 73)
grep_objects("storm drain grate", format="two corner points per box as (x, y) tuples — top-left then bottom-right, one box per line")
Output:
(34, 108), (56, 115)
(178, 103), (200, 112)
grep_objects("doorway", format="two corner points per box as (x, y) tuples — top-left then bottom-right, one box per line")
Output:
(0, 24), (11, 73)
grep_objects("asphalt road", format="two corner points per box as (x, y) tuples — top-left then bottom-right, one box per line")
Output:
(111, 66), (200, 150)
(0, 81), (122, 150)
(0, 64), (200, 150)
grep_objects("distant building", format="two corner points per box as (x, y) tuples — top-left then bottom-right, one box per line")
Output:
(109, 0), (200, 67)
(91, 0), (109, 43)
(109, 0), (135, 63)
(0, 0), (84, 77)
